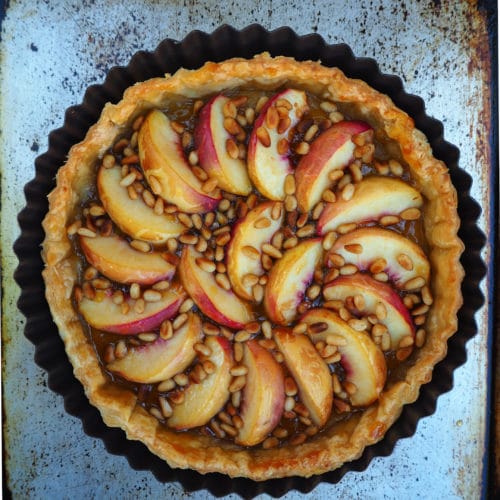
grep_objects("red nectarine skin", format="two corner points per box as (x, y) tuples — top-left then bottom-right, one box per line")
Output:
(195, 96), (220, 172)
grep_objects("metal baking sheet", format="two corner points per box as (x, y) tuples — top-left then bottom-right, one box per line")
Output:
(1, 1), (494, 498)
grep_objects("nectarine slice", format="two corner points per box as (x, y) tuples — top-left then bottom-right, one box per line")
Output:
(226, 201), (284, 301)
(138, 110), (220, 213)
(295, 120), (372, 212)
(323, 273), (415, 349)
(179, 245), (254, 329)
(329, 227), (430, 289)
(106, 312), (202, 383)
(97, 166), (185, 244)
(274, 327), (332, 427)
(78, 282), (186, 335)
(264, 238), (323, 325)
(236, 340), (285, 446)
(301, 308), (387, 406)
(168, 336), (234, 429)
(317, 175), (422, 234)
(247, 89), (308, 200)
(80, 234), (175, 285)
(195, 94), (252, 195)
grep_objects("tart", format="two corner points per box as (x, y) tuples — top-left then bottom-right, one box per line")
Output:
(41, 53), (464, 480)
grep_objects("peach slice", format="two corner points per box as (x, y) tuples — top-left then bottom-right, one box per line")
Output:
(106, 312), (202, 383)
(195, 94), (252, 195)
(138, 109), (221, 213)
(168, 336), (234, 430)
(301, 308), (387, 406)
(273, 327), (332, 427)
(97, 166), (185, 244)
(79, 234), (175, 285)
(317, 175), (423, 234)
(226, 201), (284, 301)
(295, 120), (372, 212)
(264, 238), (323, 325)
(236, 340), (285, 446)
(179, 245), (254, 329)
(78, 282), (186, 335)
(323, 274), (415, 349)
(247, 89), (308, 200)
(329, 227), (430, 289)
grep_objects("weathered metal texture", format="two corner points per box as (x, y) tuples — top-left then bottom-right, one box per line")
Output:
(1, 1), (493, 498)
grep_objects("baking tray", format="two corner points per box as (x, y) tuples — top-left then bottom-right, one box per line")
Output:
(13, 25), (487, 497)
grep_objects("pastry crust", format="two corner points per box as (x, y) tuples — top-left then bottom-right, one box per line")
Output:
(41, 53), (464, 480)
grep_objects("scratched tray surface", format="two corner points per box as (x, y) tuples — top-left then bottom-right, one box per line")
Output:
(14, 25), (486, 498)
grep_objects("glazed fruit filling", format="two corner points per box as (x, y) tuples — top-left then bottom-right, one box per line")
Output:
(68, 87), (432, 448)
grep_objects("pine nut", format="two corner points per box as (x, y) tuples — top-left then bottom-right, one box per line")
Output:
(202, 177), (218, 193)
(195, 257), (216, 273)
(292, 322), (308, 335)
(230, 365), (248, 377)
(194, 342), (212, 357)
(256, 126), (271, 147)
(160, 320), (173, 339)
(269, 202), (282, 220)
(77, 227), (97, 238)
(173, 313), (188, 330)
(119, 171), (137, 187)
(416, 328), (427, 347)
(403, 276), (426, 291)
(296, 224), (315, 238)
(229, 376), (246, 392)
(226, 138), (239, 159)
(344, 243), (363, 254)
(262, 243), (282, 259)
(400, 207), (421, 220)
(284, 174), (296, 195)
(143, 290), (162, 302)
(130, 239), (151, 253)
(322, 189), (336, 203)
(284, 195), (297, 212)
(341, 183), (355, 201)
(337, 222), (357, 234)
(215, 273), (231, 290)
(421, 285), (433, 305)
(369, 258), (387, 274)
(380, 215), (400, 226)
(254, 217), (271, 229)
(252, 284), (264, 302)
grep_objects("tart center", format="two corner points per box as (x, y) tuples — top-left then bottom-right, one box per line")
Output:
(68, 87), (431, 448)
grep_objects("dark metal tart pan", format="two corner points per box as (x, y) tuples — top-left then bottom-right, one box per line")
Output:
(14, 24), (486, 498)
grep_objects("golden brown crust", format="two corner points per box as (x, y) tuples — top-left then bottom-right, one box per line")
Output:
(41, 53), (464, 480)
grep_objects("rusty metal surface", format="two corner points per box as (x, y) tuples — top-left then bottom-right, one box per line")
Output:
(1, 1), (493, 498)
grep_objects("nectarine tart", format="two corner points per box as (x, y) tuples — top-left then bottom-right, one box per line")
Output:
(42, 53), (464, 480)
